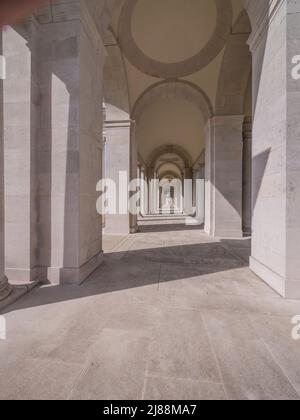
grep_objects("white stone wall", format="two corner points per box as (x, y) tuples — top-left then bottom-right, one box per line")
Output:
(286, 0), (300, 298)
(248, 0), (300, 298)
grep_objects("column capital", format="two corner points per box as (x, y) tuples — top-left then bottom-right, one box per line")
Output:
(207, 114), (245, 124)
(104, 119), (136, 130)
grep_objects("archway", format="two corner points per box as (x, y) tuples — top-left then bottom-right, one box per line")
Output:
(132, 79), (213, 124)
(133, 81), (212, 219)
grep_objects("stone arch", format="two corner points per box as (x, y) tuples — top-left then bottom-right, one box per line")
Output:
(159, 171), (182, 181)
(156, 161), (183, 177)
(148, 145), (192, 169)
(215, 10), (252, 115)
(132, 79), (213, 123)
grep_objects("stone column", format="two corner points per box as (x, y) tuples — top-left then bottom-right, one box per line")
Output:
(156, 179), (161, 214)
(183, 167), (193, 215)
(205, 116), (244, 238)
(159, 186), (163, 214)
(192, 169), (197, 211)
(179, 175), (184, 213)
(247, 0), (300, 298)
(147, 168), (153, 214)
(137, 165), (141, 216)
(148, 167), (157, 215)
(144, 171), (149, 215)
(102, 132), (107, 230)
(129, 122), (138, 233)
(195, 165), (205, 225)
(0, 32), (12, 301)
(104, 119), (132, 235)
(242, 117), (252, 236)
(3, 20), (41, 284)
(140, 167), (146, 216)
(38, 7), (106, 284)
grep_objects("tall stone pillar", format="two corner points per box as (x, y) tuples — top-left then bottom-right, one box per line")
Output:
(104, 119), (132, 235)
(102, 131), (107, 230)
(205, 116), (244, 238)
(247, 0), (300, 298)
(3, 19), (41, 284)
(129, 122), (138, 233)
(183, 167), (193, 215)
(147, 168), (152, 214)
(242, 117), (252, 236)
(37, 6), (106, 284)
(195, 165), (205, 225)
(140, 167), (146, 216)
(104, 118), (137, 234)
(148, 168), (157, 215)
(0, 32), (12, 301)
(144, 170), (149, 215)
(137, 165), (141, 216)
(156, 180), (161, 214)
(192, 169), (197, 211)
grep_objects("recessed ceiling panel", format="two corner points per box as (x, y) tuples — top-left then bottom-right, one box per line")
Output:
(131, 0), (216, 64)
(118, 0), (233, 78)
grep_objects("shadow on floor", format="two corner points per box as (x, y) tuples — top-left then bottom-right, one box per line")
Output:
(138, 223), (204, 233)
(1, 236), (251, 314)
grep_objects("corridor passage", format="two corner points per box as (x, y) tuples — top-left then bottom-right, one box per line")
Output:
(1, 218), (300, 400)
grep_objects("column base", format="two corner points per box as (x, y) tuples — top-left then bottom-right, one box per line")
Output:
(130, 225), (139, 234)
(217, 230), (244, 239)
(243, 226), (252, 237)
(5, 266), (46, 285)
(0, 276), (12, 301)
(250, 257), (300, 299)
(205, 226), (244, 239)
(104, 215), (131, 235)
(47, 251), (104, 285)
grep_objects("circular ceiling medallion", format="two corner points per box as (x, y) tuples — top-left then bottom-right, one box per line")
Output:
(118, 0), (233, 79)
(131, 0), (216, 64)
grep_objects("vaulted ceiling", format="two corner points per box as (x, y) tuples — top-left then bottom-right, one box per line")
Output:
(105, 0), (251, 167)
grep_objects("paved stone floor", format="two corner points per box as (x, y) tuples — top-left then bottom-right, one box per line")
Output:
(1, 216), (300, 400)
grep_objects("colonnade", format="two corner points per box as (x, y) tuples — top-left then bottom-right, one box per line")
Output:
(1, 0), (300, 304)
